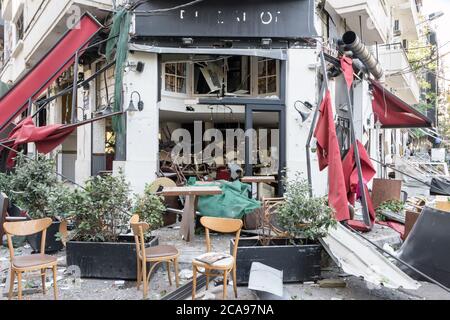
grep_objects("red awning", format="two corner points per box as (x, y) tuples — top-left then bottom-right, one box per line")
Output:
(371, 80), (432, 128)
(0, 112), (123, 167)
(0, 14), (102, 133)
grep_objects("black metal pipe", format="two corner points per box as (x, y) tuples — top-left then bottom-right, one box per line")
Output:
(31, 61), (116, 119)
(342, 31), (383, 80)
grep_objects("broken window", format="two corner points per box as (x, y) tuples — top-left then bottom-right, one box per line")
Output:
(194, 60), (224, 95)
(257, 58), (278, 95)
(226, 56), (250, 94)
(15, 9), (24, 43)
(164, 62), (187, 94)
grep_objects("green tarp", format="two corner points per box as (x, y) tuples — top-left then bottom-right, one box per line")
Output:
(187, 178), (261, 219)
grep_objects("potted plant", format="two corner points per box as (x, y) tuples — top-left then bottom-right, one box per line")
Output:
(65, 174), (163, 280)
(2, 153), (67, 252)
(231, 172), (337, 284)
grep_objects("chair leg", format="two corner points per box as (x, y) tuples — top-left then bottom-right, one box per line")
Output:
(41, 268), (46, 295)
(174, 258), (179, 288)
(166, 262), (172, 286)
(142, 261), (148, 299)
(232, 267), (238, 298)
(192, 265), (197, 300)
(8, 269), (15, 300)
(223, 270), (228, 300)
(17, 272), (22, 300)
(136, 258), (142, 290)
(52, 265), (58, 300)
(205, 273), (209, 290)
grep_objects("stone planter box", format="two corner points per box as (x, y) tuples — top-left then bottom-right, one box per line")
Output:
(66, 235), (159, 280)
(27, 220), (63, 253)
(231, 238), (322, 285)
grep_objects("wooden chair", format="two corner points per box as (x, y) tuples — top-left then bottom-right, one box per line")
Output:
(130, 214), (180, 299)
(3, 217), (58, 300)
(192, 217), (243, 300)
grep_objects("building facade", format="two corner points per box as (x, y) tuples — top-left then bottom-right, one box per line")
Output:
(0, 0), (428, 198)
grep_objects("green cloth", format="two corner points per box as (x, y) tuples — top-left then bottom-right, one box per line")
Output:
(105, 8), (131, 134)
(0, 81), (11, 99)
(188, 178), (261, 219)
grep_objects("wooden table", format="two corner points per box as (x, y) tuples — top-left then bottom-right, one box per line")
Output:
(241, 176), (276, 200)
(161, 186), (223, 242)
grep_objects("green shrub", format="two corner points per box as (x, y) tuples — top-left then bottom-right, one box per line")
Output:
(1, 153), (69, 219)
(132, 184), (165, 230)
(277, 173), (337, 240)
(68, 172), (132, 242)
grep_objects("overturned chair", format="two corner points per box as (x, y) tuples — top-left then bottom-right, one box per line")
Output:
(130, 214), (180, 299)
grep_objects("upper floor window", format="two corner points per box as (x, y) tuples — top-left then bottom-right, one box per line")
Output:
(257, 58), (278, 95)
(164, 62), (187, 94)
(15, 9), (24, 43)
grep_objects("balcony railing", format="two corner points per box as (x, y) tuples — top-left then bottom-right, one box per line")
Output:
(377, 42), (421, 104)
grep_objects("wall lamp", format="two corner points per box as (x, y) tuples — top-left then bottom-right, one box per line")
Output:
(126, 91), (144, 113)
(294, 100), (313, 122)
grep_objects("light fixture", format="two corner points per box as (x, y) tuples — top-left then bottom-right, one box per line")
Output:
(126, 91), (144, 113)
(182, 37), (194, 45)
(294, 100), (313, 123)
(186, 106), (195, 112)
(261, 38), (272, 47)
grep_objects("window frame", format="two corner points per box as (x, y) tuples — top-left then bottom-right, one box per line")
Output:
(251, 57), (280, 97)
(162, 61), (190, 97)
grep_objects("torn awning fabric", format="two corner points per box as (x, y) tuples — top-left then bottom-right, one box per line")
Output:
(342, 140), (377, 231)
(0, 14), (102, 133)
(314, 90), (350, 221)
(0, 117), (75, 167)
(371, 80), (432, 128)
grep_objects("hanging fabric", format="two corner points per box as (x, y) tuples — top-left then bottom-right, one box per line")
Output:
(314, 90), (350, 221)
(342, 140), (377, 231)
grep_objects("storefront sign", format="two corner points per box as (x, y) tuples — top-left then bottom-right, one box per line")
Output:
(134, 0), (317, 39)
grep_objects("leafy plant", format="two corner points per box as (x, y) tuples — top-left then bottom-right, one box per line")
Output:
(132, 184), (165, 231)
(67, 172), (132, 242)
(277, 173), (337, 240)
(376, 199), (405, 221)
(1, 153), (69, 219)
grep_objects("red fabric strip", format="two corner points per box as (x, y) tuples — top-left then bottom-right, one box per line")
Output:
(313, 90), (350, 221)
(340, 56), (354, 89)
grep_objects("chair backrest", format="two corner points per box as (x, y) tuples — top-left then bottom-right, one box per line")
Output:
(200, 216), (243, 260)
(3, 217), (52, 259)
(0, 193), (9, 245)
(129, 214), (150, 259)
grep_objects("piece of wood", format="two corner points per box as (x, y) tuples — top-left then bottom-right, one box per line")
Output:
(241, 176), (276, 184)
(161, 186), (222, 197)
(404, 210), (420, 240)
(371, 179), (402, 209)
(318, 278), (347, 288)
(180, 195), (196, 241)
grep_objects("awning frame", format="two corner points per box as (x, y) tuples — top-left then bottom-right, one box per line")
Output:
(0, 13), (104, 133)
(370, 80), (433, 129)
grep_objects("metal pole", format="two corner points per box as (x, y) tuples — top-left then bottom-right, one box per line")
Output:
(306, 82), (326, 197)
(71, 51), (79, 124)
(306, 52), (329, 197)
(344, 81), (371, 227)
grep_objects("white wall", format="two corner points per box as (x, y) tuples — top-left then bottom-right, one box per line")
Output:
(285, 48), (328, 196)
(117, 51), (159, 194)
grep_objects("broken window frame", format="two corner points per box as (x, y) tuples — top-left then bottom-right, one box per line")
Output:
(163, 62), (188, 95)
